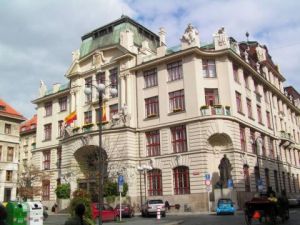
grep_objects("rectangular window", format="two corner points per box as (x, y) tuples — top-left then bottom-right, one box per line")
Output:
(146, 130), (160, 156)
(236, 92), (243, 113)
(169, 90), (185, 112)
(282, 172), (286, 191)
(202, 59), (216, 78)
(287, 173), (292, 192)
(274, 170), (279, 192)
(57, 147), (62, 169)
(243, 165), (251, 192)
(167, 60), (183, 81)
(254, 166), (260, 192)
(109, 104), (118, 120)
(109, 68), (118, 97)
(240, 126), (246, 152)
(84, 111), (92, 124)
(4, 124), (11, 134)
(147, 169), (162, 196)
(250, 130), (256, 154)
(205, 88), (219, 106)
(171, 125), (187, 153)
(7, 147), (14, 162)
(145, 96), (159, 118)
(269, 138), (275, 159)
(144, 68), (158, 88)
(257, 105), (262, 124)
(58, 120), (64, 137)
(261, 135), (266, 156)
(6, 170), (12, 182)
(42, 180), (50, 200)
(96, 71), (105, 85)
(233, 64), (239, 83)
(85, 77), (92, 102)
(265, 168), (270, 188)
(173, 167), (190, 195)
(45, 102), (52, 116)
(244, 74), (250, 89)
(247, 98), (253, 118)
(59, 97), (68, 112)
(44, 123), (52, 141)
(4, 188), (11, 202)
(266, 111), (271, 128)
(0, 146), (2, 161)
(43, 151), (50, 170)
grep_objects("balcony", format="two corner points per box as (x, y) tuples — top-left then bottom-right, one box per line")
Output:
(200, 105), (231, 116)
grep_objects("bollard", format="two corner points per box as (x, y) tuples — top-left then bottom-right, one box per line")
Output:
(157, 206), (161, 220)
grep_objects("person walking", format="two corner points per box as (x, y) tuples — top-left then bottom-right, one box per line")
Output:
(64, 203), (88, 225)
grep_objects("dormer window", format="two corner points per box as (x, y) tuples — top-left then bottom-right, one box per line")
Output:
(0, 105), (5, 111)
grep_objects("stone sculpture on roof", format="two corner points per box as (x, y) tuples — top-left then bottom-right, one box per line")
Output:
(256, 45), (267, 62)
(181, 23), (200, 46)
(39, 80), (47, 97)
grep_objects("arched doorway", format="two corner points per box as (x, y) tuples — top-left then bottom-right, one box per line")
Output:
(74, 145), (108, 202)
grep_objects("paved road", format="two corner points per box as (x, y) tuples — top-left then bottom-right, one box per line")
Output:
(45, 208), (300, 225)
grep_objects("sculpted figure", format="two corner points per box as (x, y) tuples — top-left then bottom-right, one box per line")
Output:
(181, 23), (199, 44)
(218, 154), (232, 188)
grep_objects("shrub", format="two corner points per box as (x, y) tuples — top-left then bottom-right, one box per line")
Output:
(55, 184), (71, 199)
(69, 189), (94, 225)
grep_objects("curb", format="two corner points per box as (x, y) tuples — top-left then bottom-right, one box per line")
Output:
(163, 220), (184, 225)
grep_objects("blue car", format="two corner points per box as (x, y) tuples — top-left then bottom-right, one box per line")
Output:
(216, 198), (235, 215)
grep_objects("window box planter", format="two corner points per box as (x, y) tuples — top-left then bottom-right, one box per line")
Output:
(96, 121), (109, 125)
(213, 105), (223, 115)
(72, 127), (80, 133)
(173, 108), (183, 113)
(225, 106), (231, 116)
(200, 105), (209, 116)
(147, 114), (158, 118)
(82, 123), (94, 128)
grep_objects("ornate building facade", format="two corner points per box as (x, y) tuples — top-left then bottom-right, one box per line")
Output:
(32, 16), (300, 211)
(0, 99), (25, 202)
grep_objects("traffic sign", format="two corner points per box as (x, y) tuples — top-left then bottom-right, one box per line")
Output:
(118, 175), (124, 192)
(205, 180), (211, 186)
(205, 173), (210, 180)
(227, 179), (233, 189)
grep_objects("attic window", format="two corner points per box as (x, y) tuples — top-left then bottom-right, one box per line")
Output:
(0, 105), (5, 111)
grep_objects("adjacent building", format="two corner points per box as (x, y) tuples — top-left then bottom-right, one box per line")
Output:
(0, 99), (25, 202)
(31, 16), (300, 211)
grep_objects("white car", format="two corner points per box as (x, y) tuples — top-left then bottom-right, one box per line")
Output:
(141, 199), (166, 217)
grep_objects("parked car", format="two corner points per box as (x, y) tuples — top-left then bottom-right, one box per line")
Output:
(141, 199), (165, 217)
(288, 198), (300, 207)
(216, 198), (235, 215)
(115, 204), (134, 218)
(91, 203), (117, 221)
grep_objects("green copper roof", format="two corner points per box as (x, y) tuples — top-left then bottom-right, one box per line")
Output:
(80, 16), (160, 58)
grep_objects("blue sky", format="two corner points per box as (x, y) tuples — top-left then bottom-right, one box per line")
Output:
(0, 0), (299, 118)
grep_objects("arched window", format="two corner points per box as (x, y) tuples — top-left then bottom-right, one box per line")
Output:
(173, 166), (190, 195)
(147, 169), (162, 196)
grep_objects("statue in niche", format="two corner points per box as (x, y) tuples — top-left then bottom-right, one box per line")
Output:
(218, 154), (232, 188)
(181, 23), (199, 44)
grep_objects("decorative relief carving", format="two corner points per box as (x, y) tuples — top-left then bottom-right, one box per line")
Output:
(92, 50), (106, 67)
(256, 46), (267, 62)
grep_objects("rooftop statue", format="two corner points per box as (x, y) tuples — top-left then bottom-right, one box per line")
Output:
(181, 23), (199, 45)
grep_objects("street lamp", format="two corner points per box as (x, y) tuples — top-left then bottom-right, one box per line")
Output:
(137, 165), (152, 207)
(84, 82), (117, 225)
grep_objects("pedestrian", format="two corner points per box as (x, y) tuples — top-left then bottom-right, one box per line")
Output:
(0, 203), (8, 225)
(164, 200), (170, 211)
(64, 203), (87, 225)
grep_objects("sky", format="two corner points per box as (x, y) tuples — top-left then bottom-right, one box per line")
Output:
(0, 0), (300, 119)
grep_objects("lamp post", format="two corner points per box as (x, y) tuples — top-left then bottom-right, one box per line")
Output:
(84, 82), (117, 225)
(137, 165), (152, 205)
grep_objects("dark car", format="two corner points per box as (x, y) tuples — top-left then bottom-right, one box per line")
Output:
(115, 204), (134, 218)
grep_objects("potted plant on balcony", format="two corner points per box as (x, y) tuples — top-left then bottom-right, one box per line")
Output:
(200, 105), (209, 116)
(213, 104), (223, 115)
(224, 106), (231, 115)
(82, 123), (94, 132)
(72, 126), (80, 133)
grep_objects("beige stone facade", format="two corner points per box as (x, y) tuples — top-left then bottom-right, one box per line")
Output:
(31, 16), (300, 211)
(0, 99), (25, 202)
